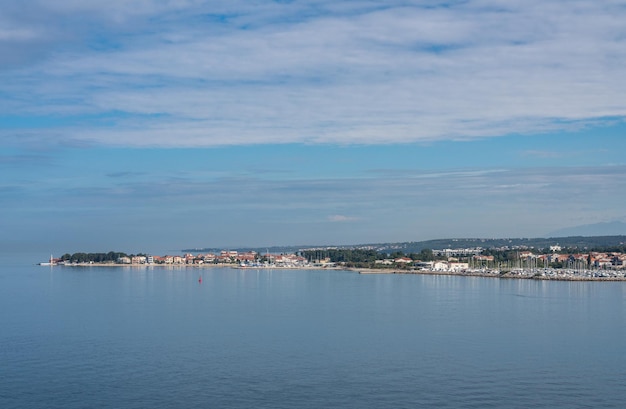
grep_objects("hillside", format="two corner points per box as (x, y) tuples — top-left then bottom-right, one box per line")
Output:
(183, 235), (626, 255)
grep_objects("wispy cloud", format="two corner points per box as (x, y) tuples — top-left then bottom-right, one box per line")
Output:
(7, 161), (625, 220)
(520, 150), (562, 159)
(105, 171), (145, 178)
(3, 153), (625, 247)
(1, 1), (625, 147)
(328, 214), (358, 222)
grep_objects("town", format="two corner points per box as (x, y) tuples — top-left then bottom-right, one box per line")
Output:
(48, 250), (310, 269)
(45, 244), (626, 280)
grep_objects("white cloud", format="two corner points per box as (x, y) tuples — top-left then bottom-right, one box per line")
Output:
(328, 214), (358, 222)
(1, 0), (626, 147)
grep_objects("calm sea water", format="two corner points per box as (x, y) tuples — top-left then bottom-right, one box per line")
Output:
(2, 258), (626, 408)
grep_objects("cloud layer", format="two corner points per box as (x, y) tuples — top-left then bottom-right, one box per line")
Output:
(2, 0), (626, 147)
(3, 147), (625, 249)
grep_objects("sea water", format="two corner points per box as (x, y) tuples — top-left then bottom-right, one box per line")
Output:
(2, 259), (626, 408)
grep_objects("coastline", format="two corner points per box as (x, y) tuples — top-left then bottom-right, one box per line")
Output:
(45, 262), (343, 270)
(352, 267), (626, 281)
(39, 262), (626, 281)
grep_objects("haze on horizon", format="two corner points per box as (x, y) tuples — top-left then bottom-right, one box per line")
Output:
(1, 0), (625, 255)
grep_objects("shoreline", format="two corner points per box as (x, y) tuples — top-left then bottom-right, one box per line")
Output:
(42, 262), (343, 270)
(39, 263), (626, 281)
(352, 267), (626, 281)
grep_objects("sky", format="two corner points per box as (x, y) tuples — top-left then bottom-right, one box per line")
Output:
(1, 0), (626, 255)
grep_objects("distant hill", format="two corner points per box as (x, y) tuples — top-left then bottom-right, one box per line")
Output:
(344, 236), (626, 253)
(547, 221), (626, 237)
(183, 235), (626, 254)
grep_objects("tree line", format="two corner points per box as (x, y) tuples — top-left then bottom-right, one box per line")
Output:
(60, 251), (133, 263)
(300, 248), (439, 268)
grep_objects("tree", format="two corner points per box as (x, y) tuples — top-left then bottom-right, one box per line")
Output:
(417, 249), (435, 261)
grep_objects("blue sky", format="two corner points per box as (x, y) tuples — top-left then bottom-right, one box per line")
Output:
(1, 0), (625, 254)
